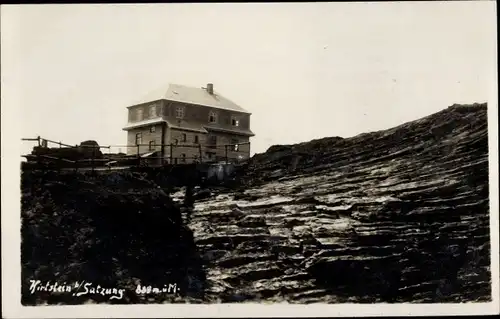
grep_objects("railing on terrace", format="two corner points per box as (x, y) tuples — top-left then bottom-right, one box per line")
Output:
(21, 136), (250, 172)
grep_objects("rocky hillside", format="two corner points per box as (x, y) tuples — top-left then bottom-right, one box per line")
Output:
(21, 103), (490, 304)
(188, 103), (490, 303)
(21, 170), (205, 305)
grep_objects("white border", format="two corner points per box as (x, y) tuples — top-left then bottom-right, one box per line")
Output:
(2, 2), (499, 318)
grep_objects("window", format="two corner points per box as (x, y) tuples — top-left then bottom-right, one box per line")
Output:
(175, 106), (185, 119)
(231, 139), (239, 151)
(194, 135), (199, 143)
(181, 153), (186, 163)
(135, 133), (142, 145)
(209, 111), (217, 123)
(231, 117), (240, 127)
(182, 133), (187, 142)
(209, 135), (217, 148)
(150, 126), (156, 133)
(149, 104), (157, 118)
(136, 108), (143, 121)
(149, 140), (155, 151)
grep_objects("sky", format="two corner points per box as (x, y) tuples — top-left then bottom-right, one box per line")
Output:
(1, 2), (497, 156)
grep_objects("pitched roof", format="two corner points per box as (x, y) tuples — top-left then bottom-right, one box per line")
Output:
(133, 83), (251, 114)
(165, 120), (208, 133)
(122, 117), (208, 133)
(122, 118), (166, 131)
(204, 125), (255, 137)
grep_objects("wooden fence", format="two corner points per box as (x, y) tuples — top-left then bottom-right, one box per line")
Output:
(21, 136), (251, 171)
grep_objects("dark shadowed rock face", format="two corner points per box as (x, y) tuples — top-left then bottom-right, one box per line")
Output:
(190, 103), (490, 303)
(21, 170), (205, 305)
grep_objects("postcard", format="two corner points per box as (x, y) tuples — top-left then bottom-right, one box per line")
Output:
(1, 1), (498, 318)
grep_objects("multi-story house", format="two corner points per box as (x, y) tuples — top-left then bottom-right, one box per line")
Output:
(123, 83), (255, 164)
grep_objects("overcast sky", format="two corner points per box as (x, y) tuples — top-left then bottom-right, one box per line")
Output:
(1, 2), (497, 156)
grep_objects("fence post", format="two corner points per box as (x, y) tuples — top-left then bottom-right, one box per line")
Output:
(198, 144), (202, 164)
(225, 145), (228, 164)
(37, 136), (41, 147)
(59, 141), (62, 148)
(161, 143), (164, 166)
(170, 144), (173, 164)
(91, 147), (95, 172)
(136, 145), (140, 166)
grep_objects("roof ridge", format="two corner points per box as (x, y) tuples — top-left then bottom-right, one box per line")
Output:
(131, 82), (251, 114)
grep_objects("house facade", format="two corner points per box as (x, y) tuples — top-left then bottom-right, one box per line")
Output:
(123, 83), (254, 164)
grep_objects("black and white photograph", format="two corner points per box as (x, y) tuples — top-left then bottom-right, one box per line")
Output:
(1, 1), (498, 318)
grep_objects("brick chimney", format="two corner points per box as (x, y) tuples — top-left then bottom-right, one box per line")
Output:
(207, 83), (214, 95)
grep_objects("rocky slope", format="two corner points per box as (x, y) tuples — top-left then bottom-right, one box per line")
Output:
(21, 170), (205, 305)
(187, 103), (491, 303)
(22, 103), (491, 304)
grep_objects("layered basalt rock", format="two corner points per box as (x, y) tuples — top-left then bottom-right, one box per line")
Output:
(190, 103), (490, 303)
(21, 103), (490, 304)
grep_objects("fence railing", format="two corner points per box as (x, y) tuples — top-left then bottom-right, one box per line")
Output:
(21, 136), (250, 171)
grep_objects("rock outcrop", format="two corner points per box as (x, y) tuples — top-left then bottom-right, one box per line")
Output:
(21, 170), (205, 305)
(21, 103), (491, 304)
(190, 103), (490, 303)
(27, 140), (104, 162)
(79, 140), (104, 159)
